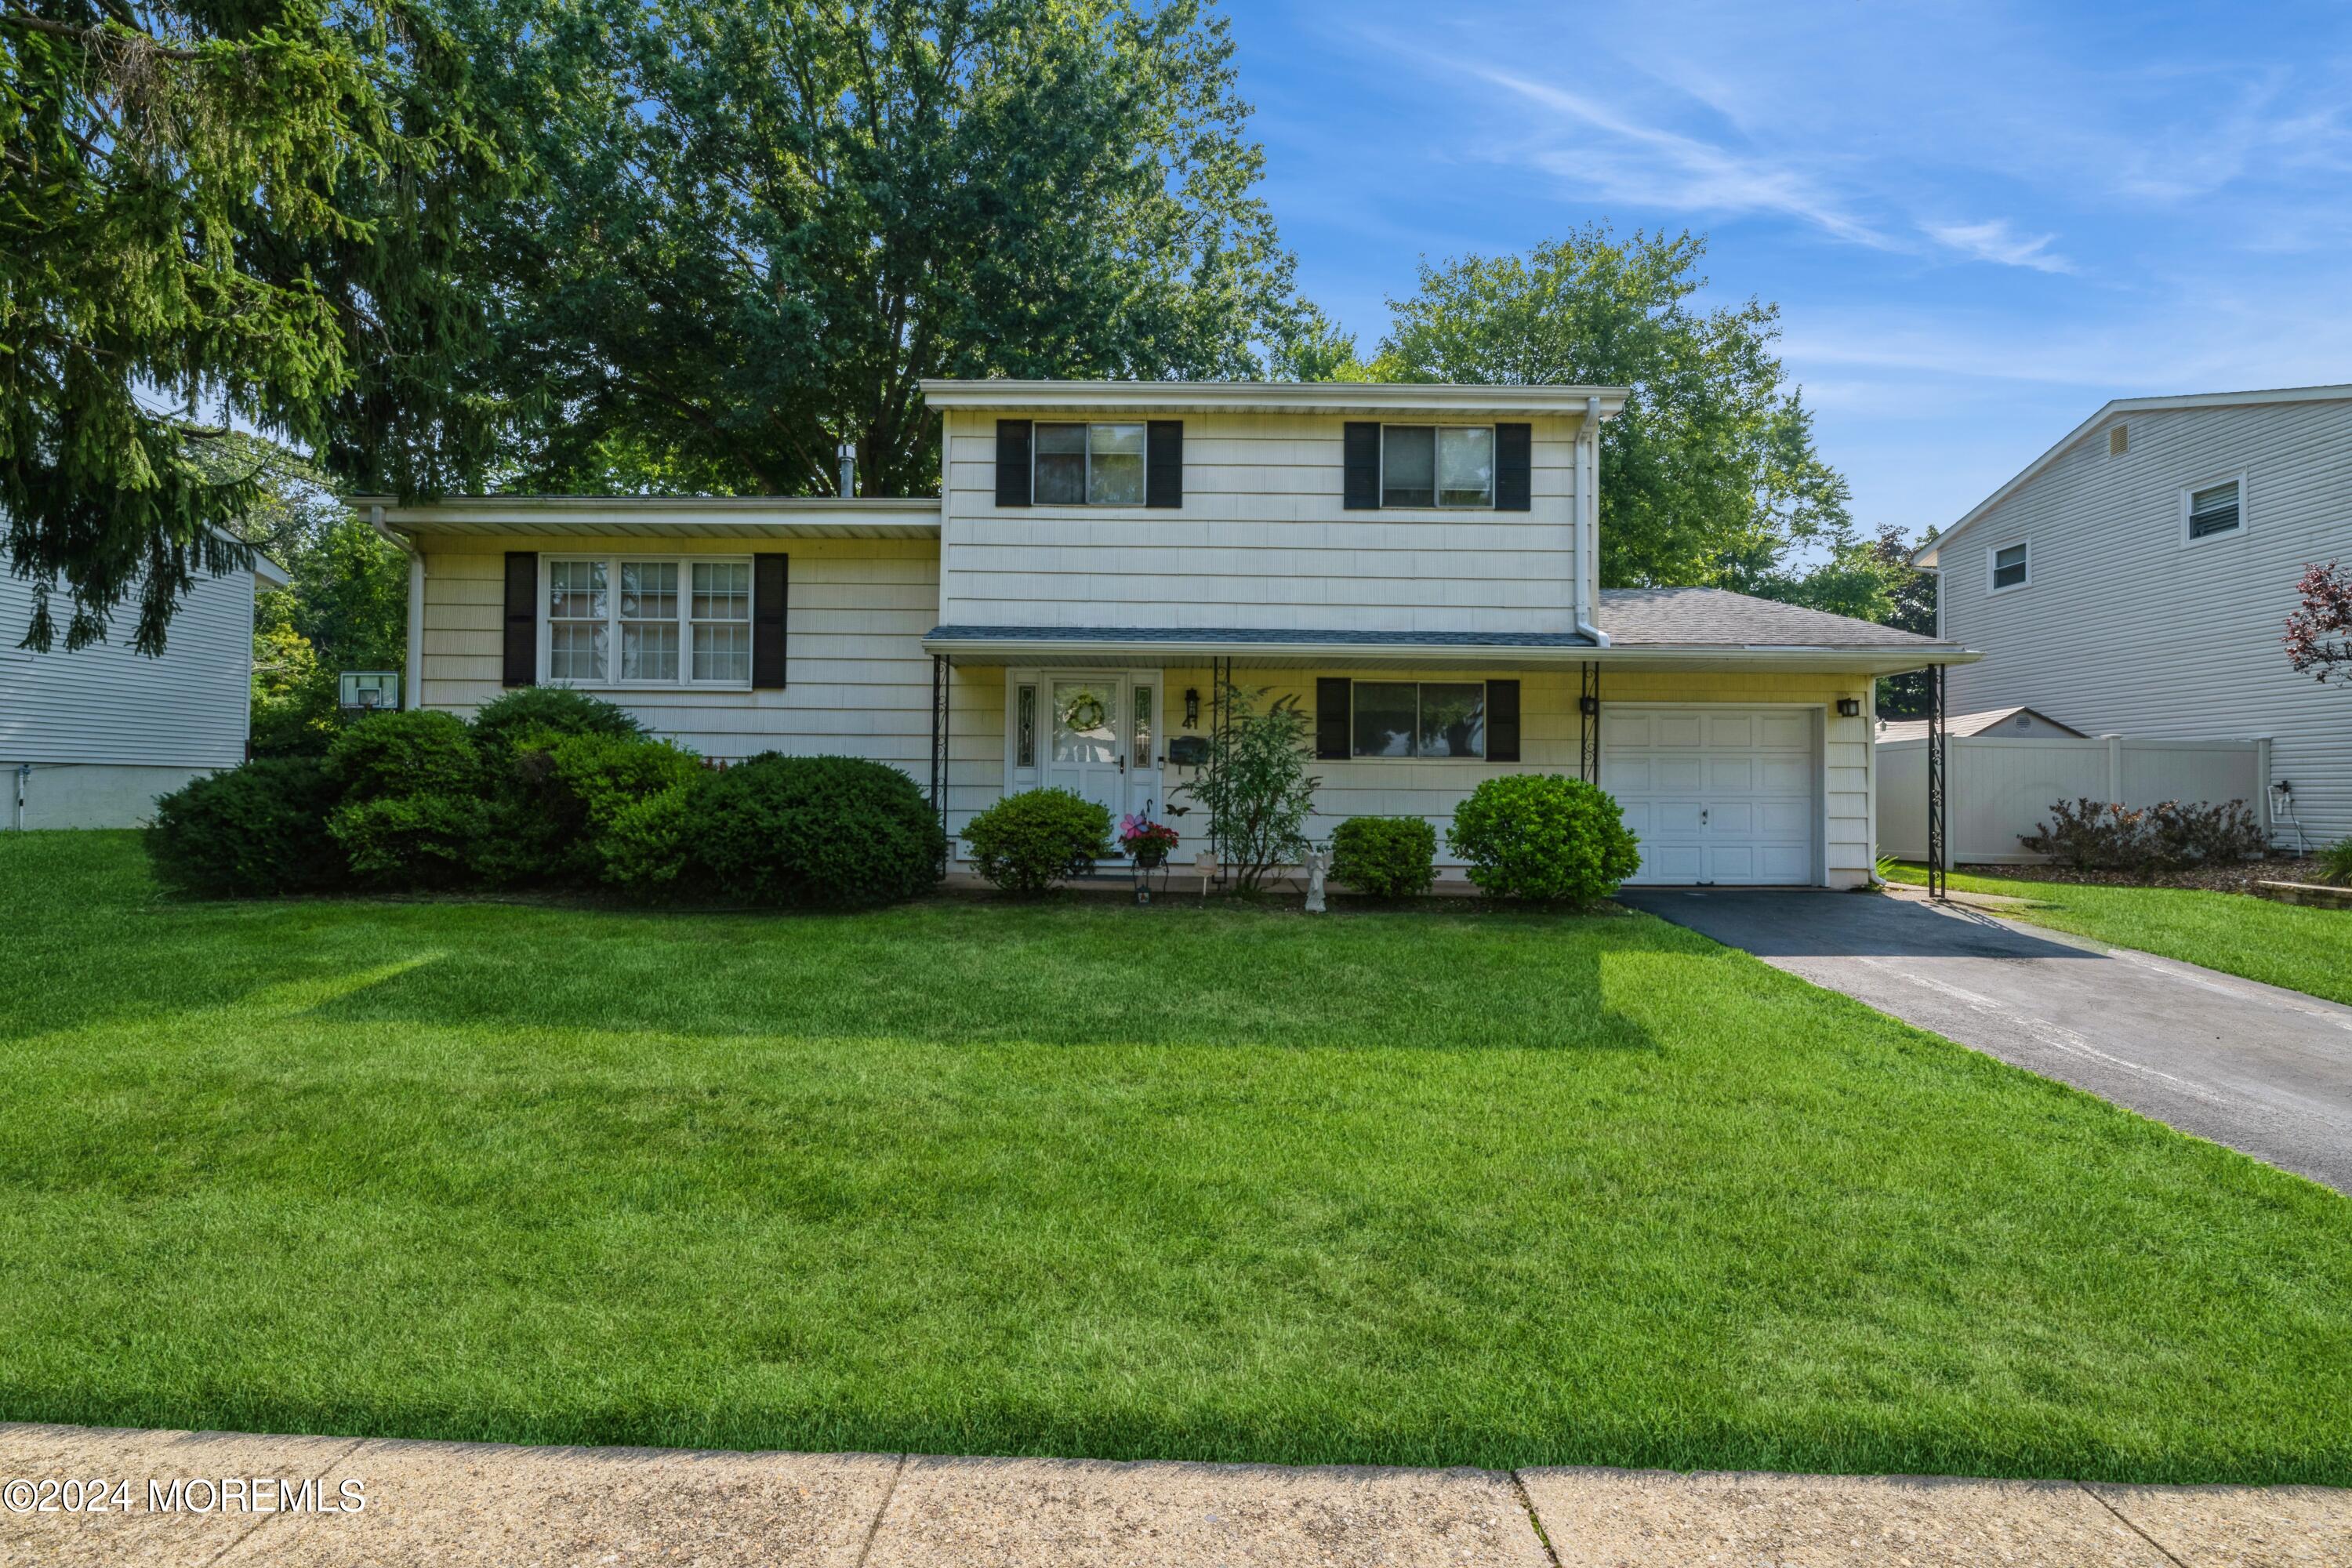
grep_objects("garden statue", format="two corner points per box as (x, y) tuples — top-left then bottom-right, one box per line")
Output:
(1304, 846), (1330, 913)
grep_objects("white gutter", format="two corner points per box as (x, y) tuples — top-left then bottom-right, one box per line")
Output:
(368, 503), (425, 711)
(1574, 395), (1612, 648)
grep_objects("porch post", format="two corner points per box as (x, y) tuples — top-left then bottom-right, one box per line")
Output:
(1578, 662), (1600, 784)
(930, 654), (949, 875)
(1926, 662), (1947, 902)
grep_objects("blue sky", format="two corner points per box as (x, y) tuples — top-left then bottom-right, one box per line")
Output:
(1230, 1), (2352, 543)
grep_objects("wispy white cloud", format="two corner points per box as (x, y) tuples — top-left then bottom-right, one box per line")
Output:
(1461, 64), (1900, 251)
(1918, 220), (2074, 274)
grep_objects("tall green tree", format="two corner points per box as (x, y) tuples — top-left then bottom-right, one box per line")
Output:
(1, 0), (506, 654)
(461, 0), (1299, 496)
(1371, 227), (1860, 593)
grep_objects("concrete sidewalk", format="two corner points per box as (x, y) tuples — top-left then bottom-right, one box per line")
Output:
(4, 1425), (2346, 1566)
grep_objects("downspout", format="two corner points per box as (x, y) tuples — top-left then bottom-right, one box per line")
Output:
(367, 503), (425, 711)
(1573, 395), (1612, 648)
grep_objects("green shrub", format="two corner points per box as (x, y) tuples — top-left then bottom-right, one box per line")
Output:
(2024, 797), (2267, 874)
(469, 687), (644, 757)
(684, 753), (942, 908)
(1329, 815), (1437, 899)
(2318, 837), (2352, 887)
(961, 789), (1114, 895)
(325, 710), (481, 801)
(146, 758), (344, 897)
(477, 729), (704, 886)
(1171, 683), (1317, 892)
(322, 711), (486, 887)
(597, 777), (706, 894)
(1446, 774), (1642, 905)
(328, 793), (490, 889)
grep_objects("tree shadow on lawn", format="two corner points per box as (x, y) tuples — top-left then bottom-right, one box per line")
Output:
(290, 898), (1679, 1057)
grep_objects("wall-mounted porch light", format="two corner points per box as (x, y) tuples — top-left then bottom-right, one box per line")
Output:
(1835, 697), (1862, 718)
(1183, 687), (1200, 729)
(1577, 694), (1599, 717)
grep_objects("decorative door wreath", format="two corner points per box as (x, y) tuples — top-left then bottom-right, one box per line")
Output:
(1060, 691), (1109, 732)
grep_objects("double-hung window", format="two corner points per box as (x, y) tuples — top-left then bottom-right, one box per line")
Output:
(1382, 426), (1494, 508)
(1352, 681), (1486, 758)
(1035, 422), (1146, 505)
(1989, 541), (2029, 593)
(2185, 477), (2244, 541)
(546, 555), (754, 687)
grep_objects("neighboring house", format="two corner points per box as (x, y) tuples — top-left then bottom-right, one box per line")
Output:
(2, 547), (289, 829)
(365, 380), (1975, 888)
(1916, 383), (2352, 848)
(1875, 706), (2085, 745)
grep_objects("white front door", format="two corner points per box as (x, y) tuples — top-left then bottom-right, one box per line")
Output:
(1046, 677), (1127, 820)
(1602, 706), (1820, 885)
(1033, 673), (1164, 829)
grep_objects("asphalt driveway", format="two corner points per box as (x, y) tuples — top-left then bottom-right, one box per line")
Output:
(1621, 887), (2352, 1193)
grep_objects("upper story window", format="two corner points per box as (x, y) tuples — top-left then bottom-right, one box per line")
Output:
(544, 555), (753, 687)
(2184, 476), (2244, 541)
(1382, 426), (1494, 508)
(1988, 540), (2029, 593)
(1036, 422), (1145, 506)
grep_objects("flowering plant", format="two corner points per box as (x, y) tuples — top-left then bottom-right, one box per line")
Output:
(1117, 813), (1181, 865)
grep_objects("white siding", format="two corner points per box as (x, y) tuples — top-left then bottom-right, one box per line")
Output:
(1939, 397), (2352, 845)
(938, 409), (1584, 634)
(0, 565), (256, 770)
(419, 535), (954, 772)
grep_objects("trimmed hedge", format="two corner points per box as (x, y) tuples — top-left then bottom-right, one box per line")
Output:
(961, 789), (1114, 895)
(1447, 774), (1642, 906)
(470, 686), (644, 757)
(147, 757), (346, 897)
(684, 753), (943, 908)
(1329, 815), (1436, 899)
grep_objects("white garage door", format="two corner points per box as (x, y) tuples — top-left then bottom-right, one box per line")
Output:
(1601, 706), (1819, 885)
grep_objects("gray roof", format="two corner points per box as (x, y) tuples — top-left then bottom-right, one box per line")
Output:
(925, 625), (1599, 648)
(1597, 586), (1945, 648)
(927, 590), (1949, 653)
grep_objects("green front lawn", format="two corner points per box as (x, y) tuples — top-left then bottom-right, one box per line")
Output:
(1882, 862), (2352, 1007)
(4, 832), (2349, 1485)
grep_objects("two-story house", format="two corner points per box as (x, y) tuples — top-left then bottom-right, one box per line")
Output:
(1918, 383), (2352, 848)
(365, 380), (1974, 887)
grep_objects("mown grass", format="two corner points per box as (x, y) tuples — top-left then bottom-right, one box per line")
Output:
(2, 831), (2348, 1484)
(1882, 860), (2352, 1007)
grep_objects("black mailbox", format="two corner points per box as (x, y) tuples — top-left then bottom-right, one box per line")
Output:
(1167, 735), (1210, 767)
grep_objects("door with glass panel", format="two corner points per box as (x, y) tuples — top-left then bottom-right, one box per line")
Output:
(1046, 678), (1125, 821)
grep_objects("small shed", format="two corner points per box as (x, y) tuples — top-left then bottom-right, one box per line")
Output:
(1876, 706), (2085, 746)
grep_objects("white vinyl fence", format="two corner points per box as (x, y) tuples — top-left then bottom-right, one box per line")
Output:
(1877, 734), (2272, 864)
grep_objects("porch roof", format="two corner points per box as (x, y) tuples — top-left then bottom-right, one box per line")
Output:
(921, 617), (1979, 675)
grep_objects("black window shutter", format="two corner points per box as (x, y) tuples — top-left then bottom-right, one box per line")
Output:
(1495, 423), (1532, 511)
(995, 419), (1033, 507)
(1316, 677), (1352, 760)
(1342, 422), (1380, 510)
(502, 551), (537, 688)
(1485, 680), (1521, 761)
(752, 553), (788, 689)
(1145, 419), (1183, 508)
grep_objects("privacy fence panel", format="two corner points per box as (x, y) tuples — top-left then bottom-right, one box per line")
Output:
(1877, 734), (2268, 863)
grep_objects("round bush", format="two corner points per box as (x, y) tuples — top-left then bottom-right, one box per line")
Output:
(684, 753), (943, 908)
(478, 730), (703, 887)
(960, 789), (1114, 895)
(1329, 815), (1436, 899)
(1446, 774), (1642, 905)
(470, 686), (644, 757)
(147, 757), (344, 897)
(325, 710), (482, 801)
(328, 792), (490, 889)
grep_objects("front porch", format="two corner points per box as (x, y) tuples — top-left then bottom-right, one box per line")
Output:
(924, 630), (1911, 889)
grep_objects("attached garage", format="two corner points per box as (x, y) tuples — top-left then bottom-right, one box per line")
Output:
(1601, 706), (1821, 885)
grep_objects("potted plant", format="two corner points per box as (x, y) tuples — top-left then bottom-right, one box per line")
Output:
(1119, 811), (1181, 902)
